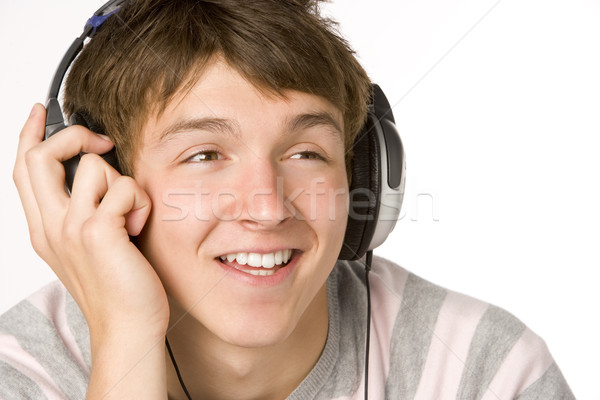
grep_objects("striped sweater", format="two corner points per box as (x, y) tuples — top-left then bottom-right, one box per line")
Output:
(0, 256), (574, 399)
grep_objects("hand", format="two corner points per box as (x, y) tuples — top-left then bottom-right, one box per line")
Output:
(13, 104), (168, 398)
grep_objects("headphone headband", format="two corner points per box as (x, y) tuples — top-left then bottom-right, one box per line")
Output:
(44, 0), (126, 191)
(47, 0), (125, 103)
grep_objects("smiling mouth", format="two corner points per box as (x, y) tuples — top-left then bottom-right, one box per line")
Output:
(216, 250), (296, 276)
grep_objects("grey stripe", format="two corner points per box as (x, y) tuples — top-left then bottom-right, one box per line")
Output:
(0, 359), (48, 400)
(0, 299), (88, 399)
(456, 305), (526, 400)
(288, 264), (343, 399)
(324, 261), (367, 395)
(515, 362), (575, 400)
(385, 273), (448, 399)
(65, 291), (91, 370)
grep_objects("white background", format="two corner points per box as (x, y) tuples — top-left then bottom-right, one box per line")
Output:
(1, 0), (598, 398)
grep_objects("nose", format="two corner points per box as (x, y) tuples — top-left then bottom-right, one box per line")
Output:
(236, 159), (294, 231)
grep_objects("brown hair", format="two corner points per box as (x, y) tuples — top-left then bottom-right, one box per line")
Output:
(63, 0), (372, 177)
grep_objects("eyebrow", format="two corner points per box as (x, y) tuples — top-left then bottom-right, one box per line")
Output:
(158, 117), (240, 143)
(157, 111), (343, 144)
(286, 111), (344, 143)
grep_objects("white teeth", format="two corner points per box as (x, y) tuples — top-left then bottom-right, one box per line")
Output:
(283, 249), (292, 264)
(236, 252), (248, 265)
(243, 269), (276, 276)
(247, 253), (262, 268)
(219, 250), (294, 269)
(262, 253), (275, 269)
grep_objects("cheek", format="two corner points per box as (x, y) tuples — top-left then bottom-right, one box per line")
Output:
(138, 183), (216, 268)
(291, 173), (349, 241)
(151, 177), (241, 225)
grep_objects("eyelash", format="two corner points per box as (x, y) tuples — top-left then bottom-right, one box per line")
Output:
(185, 148), (222, 163)
(183, 149), (327, 163)
(289, 151), (327, 161)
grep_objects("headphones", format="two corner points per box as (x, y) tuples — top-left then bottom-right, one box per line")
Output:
(44, 0), (406, 261)
(340, 85), (406, 260)
(44, 0), (124, 191)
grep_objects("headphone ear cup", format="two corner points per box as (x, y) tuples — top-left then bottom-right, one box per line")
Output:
(67, 112), (121, 192)
(338, 115), (381, 260)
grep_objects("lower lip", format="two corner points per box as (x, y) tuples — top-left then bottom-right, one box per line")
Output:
(215, 251), (301, 287)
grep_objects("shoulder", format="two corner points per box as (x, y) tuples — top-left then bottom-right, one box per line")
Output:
(336, 255), (574, 399)
(0, 281), (90, 399)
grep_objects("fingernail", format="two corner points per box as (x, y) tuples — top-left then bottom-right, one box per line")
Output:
(98, 134), (113, 142)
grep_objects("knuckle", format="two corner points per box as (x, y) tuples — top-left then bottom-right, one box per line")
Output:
(116, 175), (135, 186)
(12, 154), (26, 185)
(112, 175), (137, 191)
(61, 124), (86, 141)
(70, 124), (92, 136)
(70, 126), (99, 147)
(24, 146), (45, 168)
(78, 152), (103, 169)
(12, 165), (21, 185)
(29, 228), (49, 257)
(80, 216), (106, 246)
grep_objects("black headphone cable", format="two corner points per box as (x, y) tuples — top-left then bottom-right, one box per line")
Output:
(166, 336), (193, 400)
(363, 250), (373, 400)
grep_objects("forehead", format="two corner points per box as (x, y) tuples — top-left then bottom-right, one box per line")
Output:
(140, 60), (345, 147)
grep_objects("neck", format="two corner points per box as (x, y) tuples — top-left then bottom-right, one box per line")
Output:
(165, 285), (329, 400)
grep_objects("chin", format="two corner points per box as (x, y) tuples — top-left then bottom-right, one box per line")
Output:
(215, 313), (298, 349)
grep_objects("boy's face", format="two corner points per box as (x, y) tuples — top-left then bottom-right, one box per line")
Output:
(133, 60), (349, 347)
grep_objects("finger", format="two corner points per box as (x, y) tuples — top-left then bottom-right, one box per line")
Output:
(26, 123), (114, 225)
(13, 104), (54, 258)
(14, 104), (48, 210)
(96, 176), (152, 237)
(67, 153), (122, 224)
(15, 104), (46, 163)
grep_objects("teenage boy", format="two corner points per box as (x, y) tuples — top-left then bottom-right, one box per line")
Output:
(2, 0), (573, 399)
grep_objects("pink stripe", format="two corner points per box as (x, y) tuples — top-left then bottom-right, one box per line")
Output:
(0, 334), (67, 399)
(27, 282), (89, 374)
(481, 328), (554, 400)
(361, 257), (410, 399)
(414, 291), (489, 400)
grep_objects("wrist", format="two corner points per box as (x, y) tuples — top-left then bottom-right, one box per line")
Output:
(88, 330), (167, 399)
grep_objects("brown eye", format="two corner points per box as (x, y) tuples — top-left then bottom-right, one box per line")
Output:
(187, 151), (221, 162)
(290, 151), (325, 161)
